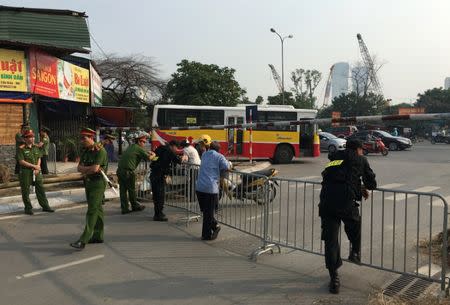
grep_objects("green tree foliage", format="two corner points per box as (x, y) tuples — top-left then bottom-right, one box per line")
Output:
(255, 95), (264, 104)
(318, 92), (386, 118)
(415, 88), (450, 113)
(290, 68), (322, 108)
(166, 60), (246, 106)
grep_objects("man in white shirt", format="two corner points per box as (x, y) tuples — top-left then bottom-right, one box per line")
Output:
(181, 138), (201, 165)
(180, 138), (201, 203)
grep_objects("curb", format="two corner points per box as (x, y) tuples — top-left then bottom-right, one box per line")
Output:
(0, 188), (119, 215)
(0, 161), (270, 215)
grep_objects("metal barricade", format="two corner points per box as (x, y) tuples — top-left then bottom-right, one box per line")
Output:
(263, 176), (449, 293)
(48, 143), (57, 174)
(133, 161), (449, 293)
(136, 161), (152, 201)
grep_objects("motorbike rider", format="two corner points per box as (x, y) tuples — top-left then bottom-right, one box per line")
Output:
(365, 132), (377, 151)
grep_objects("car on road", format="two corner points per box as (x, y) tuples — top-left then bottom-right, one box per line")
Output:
(319, 132), (346, 153)
(327, 125), (358, 138)
(347, 130), (412, 151)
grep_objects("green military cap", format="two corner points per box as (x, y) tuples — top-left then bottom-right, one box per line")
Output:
(104, 134), (116, 140)
(40, 126), (50, 133)
(80, 127), (96, 137)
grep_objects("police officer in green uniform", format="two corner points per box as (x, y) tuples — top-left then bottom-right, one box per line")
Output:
(38, 126), (50, 174)
(15, 123), (29, 175)
(117, 131), (156, 214)
(17, 129), (54, 215)
(70, 128), (108, 250)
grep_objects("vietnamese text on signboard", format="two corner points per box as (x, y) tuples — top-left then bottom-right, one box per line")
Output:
(398, 107), (425, 115)
(90, 63), (102, 106)
(29, 49), (90, 103)
(0, 49), (27, 92)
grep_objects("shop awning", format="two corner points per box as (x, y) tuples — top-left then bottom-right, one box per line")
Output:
(0, 92), (32, 103)
(92, 106), (135, 127)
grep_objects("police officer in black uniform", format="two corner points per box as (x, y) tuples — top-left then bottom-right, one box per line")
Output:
(150, 140), (186, 221)
(319, 139), (377, 294)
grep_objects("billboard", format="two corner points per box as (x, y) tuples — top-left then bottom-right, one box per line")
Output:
(29, 49), (59, 98)
(90, 63), (102, 106)
(398, 107), (425, 115)
(29, 49), (89, 103)
(0, 49), (27, 92)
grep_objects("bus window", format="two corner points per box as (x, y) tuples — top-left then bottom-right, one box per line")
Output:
(255, 111), (297, 131)
(300, 123), (313, 157)
(158, 109), (224, 127)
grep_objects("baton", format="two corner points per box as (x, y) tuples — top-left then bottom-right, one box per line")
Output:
(100, 170), (119, 195)
(31, 171), (36, 194)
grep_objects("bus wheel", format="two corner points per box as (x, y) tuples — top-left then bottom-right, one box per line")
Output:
(273, 145), (293, 164)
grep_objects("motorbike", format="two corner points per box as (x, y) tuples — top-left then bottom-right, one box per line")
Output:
(362, 138), (388, 156)
(430, 134), (450, 144)
(220, 168), (278, 205)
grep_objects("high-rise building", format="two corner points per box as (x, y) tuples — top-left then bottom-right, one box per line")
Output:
(331, 62), (350, 99)
(444, 77), (450, 90)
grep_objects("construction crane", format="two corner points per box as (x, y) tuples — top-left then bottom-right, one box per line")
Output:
(356, 33), (382, 95)
(322, 64), (335, 108)
(268, 64), (283, 94)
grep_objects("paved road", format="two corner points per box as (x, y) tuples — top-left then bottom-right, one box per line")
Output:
(0, 142), (448, 304)
(0, 204), (388, 305)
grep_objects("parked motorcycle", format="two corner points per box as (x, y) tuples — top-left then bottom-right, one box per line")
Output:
(363, 138), (389, 156)
(430, 134), (450, 144)
(220, 168), (278, 205)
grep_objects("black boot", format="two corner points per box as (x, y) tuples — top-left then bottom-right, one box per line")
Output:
(132, 204), (146, 212)
(153, 212), (168, 221)
(348, 251), (361, 265)
(328, 270), (340, 294)
(70, 241), (85, 250)
(211, 225), (221, 240)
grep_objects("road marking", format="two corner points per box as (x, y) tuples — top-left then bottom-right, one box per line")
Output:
(246, 210), (279, 221)
(378, 183), (405, 189)
(16, 255), (104, 280)
(385, 186), (440, 201)
(0, 205), (85, 221)
(294, 176), (320, 180)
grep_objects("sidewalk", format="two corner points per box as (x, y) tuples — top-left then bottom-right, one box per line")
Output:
(0, 201), (393, 305)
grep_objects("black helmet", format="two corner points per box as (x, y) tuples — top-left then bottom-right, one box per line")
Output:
(346, 139), (363, 150)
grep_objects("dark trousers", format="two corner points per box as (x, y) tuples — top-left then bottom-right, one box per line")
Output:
(321, 208), (361, 272)
(196, 191), (218, 239)
(150, 174), (165, 216)
(41, 155), (49, 174)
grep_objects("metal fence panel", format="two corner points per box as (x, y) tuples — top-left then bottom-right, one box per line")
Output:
(133, 162), (449, 293)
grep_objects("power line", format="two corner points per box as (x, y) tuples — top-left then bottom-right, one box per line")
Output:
(86, 19), (108, 59)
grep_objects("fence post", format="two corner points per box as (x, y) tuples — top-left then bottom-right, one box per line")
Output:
(250, 177), (280, 261)
(442, 199), (448, 295)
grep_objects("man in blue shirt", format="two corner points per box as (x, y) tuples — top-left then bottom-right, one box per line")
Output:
(196, 141), (230, 240)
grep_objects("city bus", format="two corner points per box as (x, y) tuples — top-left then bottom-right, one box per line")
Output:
(151, 104), (318, 163)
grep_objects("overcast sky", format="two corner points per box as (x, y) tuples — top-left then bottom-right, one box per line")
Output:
(6, 0), (450, 105)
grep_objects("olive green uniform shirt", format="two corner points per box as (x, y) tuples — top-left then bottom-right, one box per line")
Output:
(118, 144), (149, 171)
(17, 144), (42, 167)
(41, 135), (50, 156)
(80, 144), (108, 177)
(15, 132), (25, 158)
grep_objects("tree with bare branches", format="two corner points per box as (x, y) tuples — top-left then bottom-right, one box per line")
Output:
(95, 54), (166, 107)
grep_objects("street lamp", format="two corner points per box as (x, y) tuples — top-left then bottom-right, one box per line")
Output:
(270, 28), (293, 105)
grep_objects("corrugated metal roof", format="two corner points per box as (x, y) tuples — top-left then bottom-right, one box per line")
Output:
(0, 6), (91, 53)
